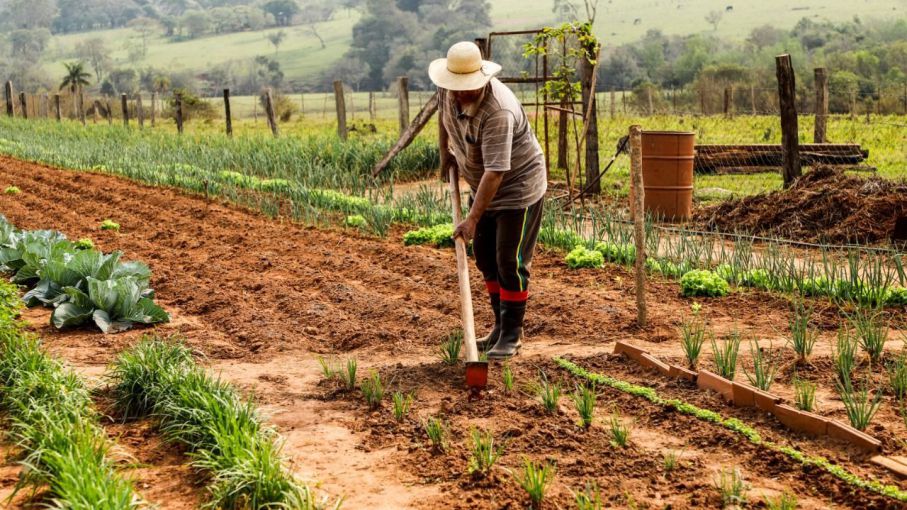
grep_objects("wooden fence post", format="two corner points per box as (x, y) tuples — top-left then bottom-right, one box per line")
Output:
(397, 76), (409, 134)
(610, 88), (616, 118)
(41, 94), (48, 118)
(581, 53), (600, 194)
(150, 92), (157, 127)
(264, 88), (279, 137)
(776, 54), (801, 188)
(121, 93), (129, 127)
(223, 89), (233, 137)
(629, 125), (647, 328)
(105, 96), (112, 125)
(136, 93), (144, 129)
(300, 93), (305, 118)
(750, 85), (757, 115)
(723, 87), (731, 117)
(368, 91), (376, 121)
(813, 67), (828, 143)
(646, 87), (654, 116)
(78, 91), (86, 125)
(175, 94), (184, 134)
(4, 82), (12, 117)
(18, 92), (27, 120)
(54, 94), (61, 121)
(557, 96), (568, 169)
(333, 80), (348, 141)
(93, 100), (102, 123)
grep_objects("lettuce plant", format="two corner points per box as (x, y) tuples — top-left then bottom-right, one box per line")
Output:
(565, 246), (604, 270)
(403, 224), (455, 248)
(99, 220), (120, 231)
(680, 270), (730, 298)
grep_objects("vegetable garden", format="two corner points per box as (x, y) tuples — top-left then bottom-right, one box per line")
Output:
(0, 107), (905, 509)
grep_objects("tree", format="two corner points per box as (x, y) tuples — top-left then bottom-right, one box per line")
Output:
(268, 30), (287, 54)
(8, 29), (51, 60)
(262, 0), (300, 26)
(552, 0), (579, 21)
(75, 38), (112, 83)
(2, 0), (57, 29)
(108, 68), (139, 94)
(153, 75), (171, 94)
(129, 17), (160, 56)
(181, 10), (211, 39)
(60, 61), (91, 117)
(705, 10), (723, 32)
(299, 1), (335, 49)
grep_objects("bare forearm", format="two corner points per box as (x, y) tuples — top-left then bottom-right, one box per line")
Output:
(467, 171), (504, 222)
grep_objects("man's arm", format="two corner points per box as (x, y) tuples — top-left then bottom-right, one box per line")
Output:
(453, 170), (503, 241)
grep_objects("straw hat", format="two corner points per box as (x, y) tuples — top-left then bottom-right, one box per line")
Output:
(428, 41), (502, 91)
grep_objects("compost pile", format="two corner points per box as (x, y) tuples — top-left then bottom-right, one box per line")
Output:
(695, 167), (907, 244)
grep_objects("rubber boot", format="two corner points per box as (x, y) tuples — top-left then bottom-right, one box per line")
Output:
(487, 300), (525, 360)
(476, 293), (501, 352)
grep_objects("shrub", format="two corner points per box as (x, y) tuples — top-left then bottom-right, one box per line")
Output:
(403, 224), (454, 248)
(99, 219), (120, 231)
(680, 270), (729, 298)
(565, 245), (604, 270)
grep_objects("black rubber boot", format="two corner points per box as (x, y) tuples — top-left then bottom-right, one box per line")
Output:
(487, 300), (526, 360)
(476, 293), (501, 352)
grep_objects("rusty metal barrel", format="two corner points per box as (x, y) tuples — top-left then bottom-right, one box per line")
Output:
(640, 131), (695, 221)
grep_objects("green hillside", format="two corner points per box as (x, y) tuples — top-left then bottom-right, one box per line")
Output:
(40, 0), (904, 88)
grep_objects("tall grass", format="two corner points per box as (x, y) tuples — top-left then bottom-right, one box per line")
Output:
(108, 336), (333, 509)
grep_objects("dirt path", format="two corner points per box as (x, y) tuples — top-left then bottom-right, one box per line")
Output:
(0, 157), (904, 509)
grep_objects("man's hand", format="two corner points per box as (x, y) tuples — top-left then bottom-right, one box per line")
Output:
(453, 215), (478, 242)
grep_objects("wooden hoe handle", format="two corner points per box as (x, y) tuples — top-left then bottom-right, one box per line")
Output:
(448, 165), (479, 364)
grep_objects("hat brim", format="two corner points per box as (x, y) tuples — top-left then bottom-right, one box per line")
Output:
(428, 58), (502, 91)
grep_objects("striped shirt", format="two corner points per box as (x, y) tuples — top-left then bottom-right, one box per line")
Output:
(440, 78), (547, 210)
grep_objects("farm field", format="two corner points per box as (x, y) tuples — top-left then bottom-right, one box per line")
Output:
(0, 153), (905, 508)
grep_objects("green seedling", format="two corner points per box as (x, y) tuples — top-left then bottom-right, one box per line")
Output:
(391, 391), (413, 422)
(467, 428), (504, 477)
(793, 377), (817, 412)
(514, 458), (554, 509)
(788, 300), (818, 363)
(439, 329), (462, 365)
(680, 313), (708, 368)
(538, 371), (561, 414)
(316, 356), (338, 381)
(850, 308), (888, 364)
(99, 219), (120, 231)
(502, 363), (514, 393)
(608, 410), (631, 448)
(744, 339), (778, 391)
(572, 384), (596, 429)
(663, 450), (681, 472)
(339, 359), (357, 390)
(573, 482), (603, 510)
(361, 371), (384, 410)
(423, 417), (447, 452)
(711, 330), (741, 380)
(832, 328), (859, 385)
(4, 185), (20, 194)
(714, 467), (749, 508)
(887, 353), (907, 401)
(837, 377), (882, 431)
(766, 492), (798, 510)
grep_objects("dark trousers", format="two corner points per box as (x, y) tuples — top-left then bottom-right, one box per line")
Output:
(473, 198), (544, 302)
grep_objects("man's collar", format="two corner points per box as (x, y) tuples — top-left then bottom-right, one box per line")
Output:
(456, 85), (488, 118)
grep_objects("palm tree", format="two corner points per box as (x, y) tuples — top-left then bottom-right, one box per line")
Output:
(60, 61), (91, 117)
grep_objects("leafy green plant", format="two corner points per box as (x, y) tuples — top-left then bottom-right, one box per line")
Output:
(339, 359), (357, 390)
(565, 245), (604, 269)
(51, 276), (169, 333)
(888, 353), (907, 401)
(345, 214), (367, 229)
(766, 492), (798, 510)
(680, 269), (730, 298)
(538, 372), (561, 414)
(439, 329), (461, 365)
(502, 363), (514, 393)
(680, 313), (708, 368)
(423, 417), (447, 452)
(850, 308), (888, 364)
(573, 482), (603, 510)
(361, 371), (385, 410)
(711, 331), (741, 380)
(4, 185), (20, 194)
(608, 410), (631, 448)
(744, 339), (778, 391)
(793, 377), (817, 412)
(594, 241), (635, 265)
(74, 238), (94, 250)
(99, 219), (120, 231)
(392, 391), (413, 422)
(572, 384), (596, 429)
(514, 459), (554, 509)
(788, 300), (818, 363)
(403, 224), (454, 248)
(714, 467), (749, 508)
(467, 428), (504, 477)
(837, 378), (883, 431)
(832, 327), (859, 385)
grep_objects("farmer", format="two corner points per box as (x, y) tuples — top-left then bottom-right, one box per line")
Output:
(429, 41), (547, 360)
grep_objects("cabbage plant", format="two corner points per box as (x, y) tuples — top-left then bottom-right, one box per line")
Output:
(52, 277), (169, 333)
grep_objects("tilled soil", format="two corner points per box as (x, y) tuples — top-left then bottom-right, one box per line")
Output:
(0, 156), (904, 509)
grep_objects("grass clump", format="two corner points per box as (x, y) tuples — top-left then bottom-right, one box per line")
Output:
(99, 219), (120, 231)
(339, 358), (358, 390)
(467, 428), (505, 477)
(714, 467), (749, 508)
(663, 450), (680, 472)
(361, 371), (385, 410)
(108, 336), (326, 509)
(680, 269), (729, 298)
(317, 355), (338, 381)
(565, 245), (604, 270)
(439, 329), (461, 365)
(538, 371), (561, 414)
(423, 416), (447, 452)
(572, 384), (597, 429)
(392, 391), (413, 422)
(744, 339), (778, 391)
(793, 377), (817, 412)
(608, 410), (632, 448)
(680, 311), (708, 368)
(574, 482), (603, 510)
(836, 378), (883, 431)
(766, 492), (798, 510)
(514, 459), (555, 509)
(711, 331), (741, 380)
(788, 300), (818, 363)
(4, 185), (20, 194)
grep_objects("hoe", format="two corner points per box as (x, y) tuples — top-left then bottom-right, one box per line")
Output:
(447, 164), (488, 398)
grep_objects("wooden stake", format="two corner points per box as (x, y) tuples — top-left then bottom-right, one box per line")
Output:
(78, 90), (86, 125)
(723, 87), (731, 117)
(136, 93), (145, 129)
(750, 84), (757, 115)
(775, 54), (801, 188)
(368, 91), (376, 121)
(54, 94), (61, 121)
(105, 97), (112, 125)
(629, 125), (647, 328)
(610, 88), (616, 118)
(151, 92), (157, 127)
(223, 89), (233, 137)
(264, 88), (279, 137)
(580, 53), (600, 194)
(646, 87), (654, 116)
(3, 82), (12, 117)
(813, 67), (828, 143)
(18, 92), (27, 120)
(175, 94), (184, 134)
(121, 93), (129, 127)
(333, 80), (347, 141)
(557, 95), (568, 169)
(397, 76), (410, 134)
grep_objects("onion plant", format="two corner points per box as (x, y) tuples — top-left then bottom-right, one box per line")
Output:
(361, 371), (385, 410)
(317, 355), (338, 381)
(438, 329), (462, 365)
(850, 308), (889, 364)
(502, 363), (514, 393)
(766, 492), (798, 510)
(711, 331), (741, 380)
(663, 450), (680, 472)
(514, 458), (555, 509)
(793, 377), (817, 412)
(537, 371), (561, 414)
(391, 391), (413, 422)
(832, 328), (859, 385)
(836, 378), (883, 431)
(744, 339), (778, 391)
(788, 300), (818, 363)
(340, 358), (358, 390)
(467, 428), (505, 477)
(572, 384), (597, 429)
(574, 482), (603, 510)
(714, 467), (749, 508)
(888, 353), (907, 401)
(423, 416), (447, 453)
(608, 410), (631, 448)
(680, 312), (708, 368)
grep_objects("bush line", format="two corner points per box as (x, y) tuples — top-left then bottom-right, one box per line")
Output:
(109, 337), (337, 510)
(554, 357), (907, 503)
(0, 279), (139, 508)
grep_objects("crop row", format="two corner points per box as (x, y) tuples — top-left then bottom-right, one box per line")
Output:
(0, 216), (169, 333)
(0, 279), (139, 508)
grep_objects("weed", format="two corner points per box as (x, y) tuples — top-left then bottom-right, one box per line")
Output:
(608, 410), (631, 448)
(99, 219), (120, 231)
(680, 313), (707, 368)
(538, 371), (561, 414)
(502, 363), (514, 393)
(711, 331), (741, 380)
(423, 417), (447, 452)
(439, 329), (462, 365)
(316, 356), (338, 381)
(663, 450), (680, 472)
(788, 300), (818, 363)
(714, 467), (749, 508)
(744, 339), (778, 391)
(887, 353), (907, 401)
(837, 378), (883, 431)
(573, 482), (603, 510)
(392, 391), (413, 422)
(339, 359), (357, 390)
(850, 308), (888, 364)
(467, 428), (504, 477)
(514, 458), (554, 509)
(361, 371), (384, 410)
(832, 328), (859, 385)
(766, 492), (798, 510)
(572, 384), (597, 429)
(793, 377), (817, 412)
(4, 185), (20, 194)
